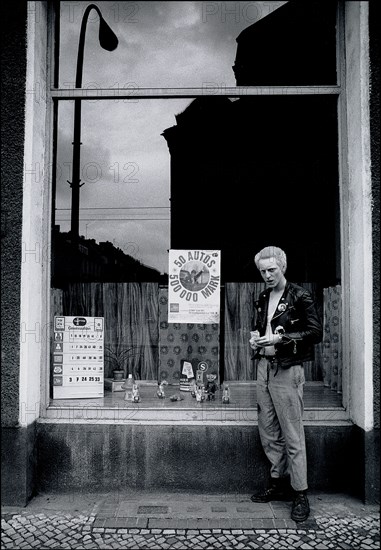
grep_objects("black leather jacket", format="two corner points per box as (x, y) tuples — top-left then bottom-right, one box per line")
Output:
(252, 282), (323, 369)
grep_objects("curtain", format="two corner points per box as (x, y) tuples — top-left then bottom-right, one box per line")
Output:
(55, 282), (159, 380)
(322, 285), (342, 393)
(224, 282), (265, 380)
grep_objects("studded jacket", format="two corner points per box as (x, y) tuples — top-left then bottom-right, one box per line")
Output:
(252, 282), (323, 369)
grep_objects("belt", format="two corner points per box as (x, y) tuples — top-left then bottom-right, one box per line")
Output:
(260, 354), (276, 363)
(263, 355), (280, 377)
(252, 353), (276, 361)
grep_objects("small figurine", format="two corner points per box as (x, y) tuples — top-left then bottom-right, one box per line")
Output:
(169, 393), (184, 402)
(123, 373), (135, 401)
(195, 384), (206, 402)
(205, 374), (217, 401)
(201, 386), (206, 402)
(222, 384), (230, 404)
(157, 379), (168, 399)
(195, 386), (203, 402)
(190, 378), (197, 398)
(132, 383), (140, 402)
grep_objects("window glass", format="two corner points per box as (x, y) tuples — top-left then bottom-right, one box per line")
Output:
(58, 1), (336, 89)
(52, 95), (339, 287)
(52, 98), (192, 286)
(167, 95), (339, 285)
(51, 1), (341, 392)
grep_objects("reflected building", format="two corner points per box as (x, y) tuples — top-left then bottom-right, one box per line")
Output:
(51, 227), (163, 287)
(232, 0), (337, 86)
(162, 0), (340, 285)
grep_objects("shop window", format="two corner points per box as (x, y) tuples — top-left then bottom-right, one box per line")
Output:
(50, 1), (343, 409)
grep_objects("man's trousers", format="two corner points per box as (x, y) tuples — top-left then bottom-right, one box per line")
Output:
(256, 356), (308, 492)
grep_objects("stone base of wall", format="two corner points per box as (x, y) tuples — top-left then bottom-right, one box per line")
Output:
(33, 423), (377, 500)
(2, 423), (378, 505)
(352, 426), (380, 504)
(1, 424), (37, 506)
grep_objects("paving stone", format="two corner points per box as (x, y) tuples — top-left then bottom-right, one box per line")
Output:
(1, 496), (380, 550)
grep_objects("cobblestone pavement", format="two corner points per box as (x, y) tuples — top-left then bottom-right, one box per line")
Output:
(2, 492), (379, 549)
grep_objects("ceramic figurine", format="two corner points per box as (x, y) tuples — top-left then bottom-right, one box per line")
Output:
(132, 383), (140, 402)
(157, 379), (168, 399)
(205, 374), (217, 401)
(195, 385), (203, 402)
(222, 385), (230, 404)
(190, 378), (197, 397)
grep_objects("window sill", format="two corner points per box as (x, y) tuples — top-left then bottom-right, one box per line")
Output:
(41, 382), (349, 425)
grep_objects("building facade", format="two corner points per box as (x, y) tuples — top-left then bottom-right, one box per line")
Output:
(1, 1), (379, 506)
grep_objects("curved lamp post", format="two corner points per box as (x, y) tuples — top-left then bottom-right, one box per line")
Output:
(69, 4), (118, 244)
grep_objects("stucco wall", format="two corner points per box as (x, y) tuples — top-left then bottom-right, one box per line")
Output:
(1, 2), (27, 427)
(369, 0), (380, 430)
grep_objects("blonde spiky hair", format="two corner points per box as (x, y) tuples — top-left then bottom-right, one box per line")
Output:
(254, 246), (287, 273)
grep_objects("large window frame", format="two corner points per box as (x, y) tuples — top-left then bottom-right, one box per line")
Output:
(19, 1), (373, 427)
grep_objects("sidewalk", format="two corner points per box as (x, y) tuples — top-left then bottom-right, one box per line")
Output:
(2, 490), (379, 549)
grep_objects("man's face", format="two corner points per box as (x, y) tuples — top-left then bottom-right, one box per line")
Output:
(257, 257), (284, 288)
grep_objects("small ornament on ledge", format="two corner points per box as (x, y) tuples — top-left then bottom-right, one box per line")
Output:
(190, 378), (197, 398)
(169, 393), (184, 402)
(157, 379), (168, 399)
(205, 373), (217, 401)
(132, 383), (140, 403)
(222, 384), (230, 404)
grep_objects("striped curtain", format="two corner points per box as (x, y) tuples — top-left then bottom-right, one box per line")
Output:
(224, 282), (265, 380)
(322, 285), (342, 393)
(54, 282), (159, 380)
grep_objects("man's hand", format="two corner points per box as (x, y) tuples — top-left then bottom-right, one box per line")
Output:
(255, 334), (282, 347)
(249, 330), (260, 349)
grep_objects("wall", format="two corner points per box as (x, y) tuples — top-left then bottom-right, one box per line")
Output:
(19, 0), (50, 426)
(369, 0), (380, 431)
(36, 423), (359, 495)
(368, 0), (380, 504)
(345, 1), (374, 432)
(0, 1), (26, 428)
(344, 0), (379, 504)
(1, 1), (49, 506)
(0, 0), (31, 507)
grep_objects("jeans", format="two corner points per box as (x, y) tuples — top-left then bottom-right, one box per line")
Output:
(256, 356), (308, 492)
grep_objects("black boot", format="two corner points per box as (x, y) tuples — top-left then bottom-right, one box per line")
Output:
(291, 491), (310, 522)
(251, 477), (293, 503)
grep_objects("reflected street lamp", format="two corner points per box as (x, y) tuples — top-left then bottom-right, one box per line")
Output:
(68, 4), (118, 245)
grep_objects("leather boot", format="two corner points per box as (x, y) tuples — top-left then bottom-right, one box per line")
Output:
(251, 477), (293, 503)
(291, 491), (310, 522)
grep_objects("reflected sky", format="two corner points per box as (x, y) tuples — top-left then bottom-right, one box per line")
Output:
(56, 2), (286, 274)
(58, 1), (286, 88)
(55, 98), (191, 274)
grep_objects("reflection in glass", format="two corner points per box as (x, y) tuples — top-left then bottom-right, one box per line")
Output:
(52, 99), (191, 287)
(56, 1), (339, 89)
(53, 94), (339, 287)
(164, 95), (339, 285)
(233, 1), (337, 86)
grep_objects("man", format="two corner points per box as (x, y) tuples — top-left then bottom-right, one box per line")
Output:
(250, 246), (323, 522)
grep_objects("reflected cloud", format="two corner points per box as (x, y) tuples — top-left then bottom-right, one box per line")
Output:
(55, 2), (286, 276)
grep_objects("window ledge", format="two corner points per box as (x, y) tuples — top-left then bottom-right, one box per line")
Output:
(41, 382), (349, 425)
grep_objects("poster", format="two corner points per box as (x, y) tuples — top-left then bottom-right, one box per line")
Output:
(52, 316), (104, 399)
(168, 249), (221, 323)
